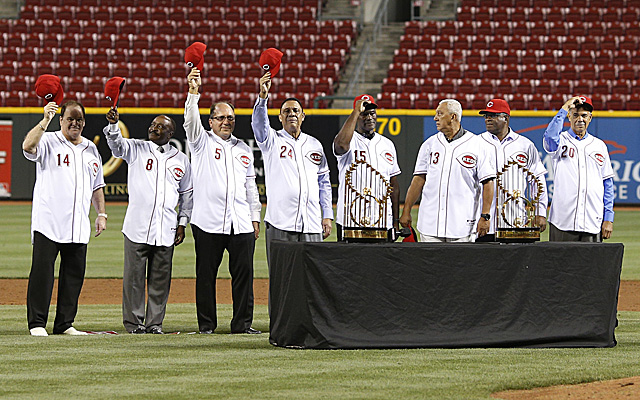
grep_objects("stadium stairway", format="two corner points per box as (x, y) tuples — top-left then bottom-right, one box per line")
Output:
(334, 21), (404, 106)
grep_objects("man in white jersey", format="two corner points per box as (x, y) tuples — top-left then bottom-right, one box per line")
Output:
(476, 98), (548, 242)
(23, 100), (107, 336)
(251, 72), (333, 267)
(399, 99), (495, 242)
(543, 95), (614, 241)
(185, 68), (262, 334)
(104, 109), (193, 334)
(333, 94), (401, 241)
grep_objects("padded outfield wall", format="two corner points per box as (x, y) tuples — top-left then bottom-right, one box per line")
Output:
(2, 107), (639, 204)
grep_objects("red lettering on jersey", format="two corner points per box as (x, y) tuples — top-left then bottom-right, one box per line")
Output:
(456, 153), (477, 168)
(306, 151), (322, 165)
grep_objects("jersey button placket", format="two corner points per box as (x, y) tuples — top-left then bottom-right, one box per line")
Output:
(295, 139), (308, 230)
(225, 143), (236, 231)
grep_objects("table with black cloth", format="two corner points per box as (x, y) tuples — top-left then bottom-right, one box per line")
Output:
(268, 241), (623, 349)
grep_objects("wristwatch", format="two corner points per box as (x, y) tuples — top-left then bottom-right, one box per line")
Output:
(480, 213), (490, 221)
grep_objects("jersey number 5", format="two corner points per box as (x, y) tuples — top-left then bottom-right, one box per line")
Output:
(57, 154), (70, 166)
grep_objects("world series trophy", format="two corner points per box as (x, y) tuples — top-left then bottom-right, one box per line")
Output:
(342, 159), (394, 242)
(496, 160), (545, 242)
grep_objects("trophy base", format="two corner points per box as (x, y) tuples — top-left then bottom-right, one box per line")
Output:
(496, 228), (540, 243)
(343, 227), (392, 243)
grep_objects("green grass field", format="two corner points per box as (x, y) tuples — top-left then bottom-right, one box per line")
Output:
(1, 203), (639, 279)
(1, 203), (639, 399)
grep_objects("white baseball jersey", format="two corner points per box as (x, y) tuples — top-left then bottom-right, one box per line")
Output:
(24, 131), (105, 244)
(414, 129), (496, 239)
(104, 124), (193, 247)
(251, 97), (333, 234)
(479, 129), (548, 234)
(335, 131), (401, 228)
(544, 130), (613, 234)
(184, 93), (260, 235)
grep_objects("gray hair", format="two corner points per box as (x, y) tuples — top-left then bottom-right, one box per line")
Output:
(438, 99), (462, 122)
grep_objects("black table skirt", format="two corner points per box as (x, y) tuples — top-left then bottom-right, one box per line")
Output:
(269, 241), (623, 349)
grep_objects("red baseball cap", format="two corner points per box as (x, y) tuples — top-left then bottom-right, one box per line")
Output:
(185, 42), (207, 70)
(104, 77), (126, 108)
(574, 95), (594, 112)
(402, 226), (418, 243)
(353, 94), (378, 110)
(35, 74), (64, 105)
(259, 48), (284, 77)
(479, 99), (511, 116)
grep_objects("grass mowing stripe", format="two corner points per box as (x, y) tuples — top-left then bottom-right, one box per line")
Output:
(1, 204), (638, 279)
(0, 305), (639, 399)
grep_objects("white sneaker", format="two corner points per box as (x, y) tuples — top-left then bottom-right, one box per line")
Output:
(62, 327), (88, 336)
(30, 327), (48, 336)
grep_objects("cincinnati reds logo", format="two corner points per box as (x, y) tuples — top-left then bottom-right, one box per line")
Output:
(512, 152), (528, 166)
(186, 61), (194, 68)
(579, 96), (587, 102)
(106, 95), (112, 101)
(262, 64), (270, 70)
(172, 167), (185, 180)
(361, 95), (370, 102)
(382, 151), (394, 164)
(456, 153), (477, 168)
(487, 101), (494, 108)
(237, 154), (251, 167)
(91, 161), (99, 174)
(590, 152), (605, 166)
(45, 93), (53, 99)
(306, 151), (322, 165)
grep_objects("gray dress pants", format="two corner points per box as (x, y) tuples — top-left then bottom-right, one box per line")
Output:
(122, 234), (174, 332)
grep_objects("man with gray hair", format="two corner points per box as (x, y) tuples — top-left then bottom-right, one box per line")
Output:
(400, 99), (496, 242)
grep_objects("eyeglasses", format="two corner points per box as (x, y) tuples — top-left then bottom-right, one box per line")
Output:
(211, 116), (235, 122)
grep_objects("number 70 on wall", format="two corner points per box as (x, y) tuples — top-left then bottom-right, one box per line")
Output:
(377, 117), (401, 136)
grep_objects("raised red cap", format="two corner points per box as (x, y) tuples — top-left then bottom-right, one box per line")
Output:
(574, 95), (594, 112)
(479, 99), (511, 116)
(185, 42), (207, 71)
(353, 94), (378, 110)
(259, 48), (284, 77)
(35, 74), (64, 105)
(104, 77), (126, 108)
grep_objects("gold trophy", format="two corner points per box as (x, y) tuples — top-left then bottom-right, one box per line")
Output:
(496, 160), (544, 242)
(343, 159), (393, 242)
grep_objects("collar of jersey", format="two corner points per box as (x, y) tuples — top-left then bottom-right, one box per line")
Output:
(568, 128), (589, 141)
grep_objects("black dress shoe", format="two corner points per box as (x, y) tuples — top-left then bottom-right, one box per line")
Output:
(231, 327), (262, 334)
(130, 327), (146, 334)
(148, 327), (164, 334)
(199, 329), (214, 334)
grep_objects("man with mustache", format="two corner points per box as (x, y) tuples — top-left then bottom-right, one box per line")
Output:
(333, 94), (401, 241)
(477, 98), (548, 242)
(543, 95), (614, 241)
(185, 68), (262, 335)
(251, 72), (333, 278)
(104, 109), (193, 334)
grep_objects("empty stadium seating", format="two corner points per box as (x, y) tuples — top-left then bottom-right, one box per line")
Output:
(379, 0), (638, 110)
(0, 0), (351, 108)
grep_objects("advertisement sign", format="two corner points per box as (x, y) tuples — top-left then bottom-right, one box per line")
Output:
(0, 120), (12, 197)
